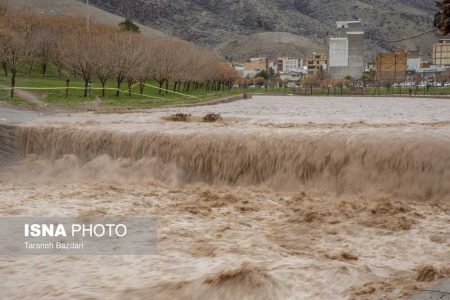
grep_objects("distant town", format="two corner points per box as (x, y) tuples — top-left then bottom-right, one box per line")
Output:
(230, 20), (450, 89)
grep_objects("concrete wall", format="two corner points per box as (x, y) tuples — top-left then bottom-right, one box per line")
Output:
(328, 38), (349, 78)
(347, 32), (364, 78)
(328, 21), (364, 79)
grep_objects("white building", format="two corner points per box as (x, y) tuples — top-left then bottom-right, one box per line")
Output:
(328, 21), (364, 79)
(233, 63), (245, 77)
(279, 68), (308, 83)
(277, 57), (302, 74)
(407, 52), (422, 72)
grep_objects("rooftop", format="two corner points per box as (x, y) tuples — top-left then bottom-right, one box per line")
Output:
(336, 20), (361, 29)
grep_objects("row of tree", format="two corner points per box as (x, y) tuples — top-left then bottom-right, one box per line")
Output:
(0, 2), (240, 98)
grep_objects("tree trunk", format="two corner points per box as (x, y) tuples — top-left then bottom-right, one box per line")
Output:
(2, 62), (7, 76)
(101, 80), (106, 97)
(42, 63), (47, 77)
(159, 80), (164, 95)
(165, 80), (169, 94)
(65, 79), (70, 98)
(56, 63), (63, 78)
(116, 79), (123, 97)
(84, 80), (89, 97)
(139, 82), (145, 95)
(10, 70), (16, 98)
(128, 81), (132, 96)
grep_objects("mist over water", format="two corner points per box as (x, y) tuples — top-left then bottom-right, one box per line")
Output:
(1, 96), (449, 299)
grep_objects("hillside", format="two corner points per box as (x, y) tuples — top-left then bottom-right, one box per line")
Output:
(217, 32), (324, 61)
(87, 0), (440, 60)
(7, 0), (171, 40)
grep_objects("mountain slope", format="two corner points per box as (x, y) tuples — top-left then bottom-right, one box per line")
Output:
(88, 0), (440, 60)
(217, 32), (324, 61)
(8, 0), (172, 39)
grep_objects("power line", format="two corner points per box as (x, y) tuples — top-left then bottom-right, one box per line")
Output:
(369, 28), (437, 43)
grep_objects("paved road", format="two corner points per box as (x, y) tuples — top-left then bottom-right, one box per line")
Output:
(0, 106), (51, 124)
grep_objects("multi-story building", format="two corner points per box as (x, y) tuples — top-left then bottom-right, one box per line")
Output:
(306, 52), (327, 75)
(433, 39), (450, 66)
(232, 63), (245, 77)
(276, 57), (301, 74)
(328, 20), (364, 79)
(375, 49), (408, 82)
(244, 57), (268, 78)
(279, 69), (308, 84)
(407, 51), (422, 72)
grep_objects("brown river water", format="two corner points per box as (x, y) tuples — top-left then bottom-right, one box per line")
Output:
(0, 96), (449, 299)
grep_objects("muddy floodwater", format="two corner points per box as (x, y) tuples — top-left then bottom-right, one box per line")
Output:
(0, 96), (449, 299)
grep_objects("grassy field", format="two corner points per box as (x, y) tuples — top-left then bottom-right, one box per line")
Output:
(0, 74), (245, 110)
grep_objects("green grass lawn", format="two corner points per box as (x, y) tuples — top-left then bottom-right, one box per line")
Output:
(0, 74), (244, 110)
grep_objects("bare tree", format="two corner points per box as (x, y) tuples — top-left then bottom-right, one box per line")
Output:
(109, 32), (146, 96)
(95, 31), (116, 97)
(0, 11), (36, 97)
(0, 0), (7, 76)
(149, 38), (178, 94)
(33, 25), (57, 77)
(0, 5), (244, 101)
(300, 74), (320, 95)
(134, 42), (152, 95)
(413, 73), (423, 95)
(123, 35), (149, 96)
(59, 29), (101, 97)
(0, 0), (7, 17)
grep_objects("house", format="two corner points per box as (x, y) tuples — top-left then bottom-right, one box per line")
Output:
(232, 63), (245, 77)
(279, 68), (308, 84)
(407, 51), (422, 72)
(376, 49), (408, 82)
(433, 39), (450, 66)
(277, 57), (301, 74)
(306, 52), (327, 75)
(244, 57), (268, 78)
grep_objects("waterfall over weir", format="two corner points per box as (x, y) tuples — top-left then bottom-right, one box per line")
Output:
(13, 125), (450, 201)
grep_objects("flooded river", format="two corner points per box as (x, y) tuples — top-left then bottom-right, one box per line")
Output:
(0, 96), (449, 299)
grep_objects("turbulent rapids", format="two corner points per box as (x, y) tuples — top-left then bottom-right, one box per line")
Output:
(1, 96), (449, 299)
(15, 125), (450, 201)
